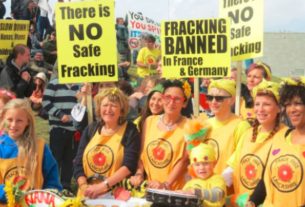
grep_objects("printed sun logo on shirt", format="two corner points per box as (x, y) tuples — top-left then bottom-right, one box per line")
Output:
(145, 55), (156, 65)
(87, 144), (114, 174)
(147, 138), (173, 168)
(4, 166), (30, 191)
(204, 138), (219, 161)
(240, 154), (264, 189)
(270, 154), (303, 192)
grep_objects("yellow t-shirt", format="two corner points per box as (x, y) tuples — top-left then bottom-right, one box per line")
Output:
(183, 175), (226, 207)
(136, 47), (161, 77)
(141, 115), (187, 190)
(263, 129), (305, 207)
(232, 125), (288, 196)
(204, 115), (250, 174)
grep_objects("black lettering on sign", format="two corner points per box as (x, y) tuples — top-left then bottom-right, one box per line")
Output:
(69, 23), (102, 41)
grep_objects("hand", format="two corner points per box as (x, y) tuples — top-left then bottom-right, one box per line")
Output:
(129, 174), (144, 187)
(147, 180), (164, 189)
(61, 115), (70, 123)
(84, 182), (108, 199)
(21, 71), (31, 82)
(222, 166), (234, 187)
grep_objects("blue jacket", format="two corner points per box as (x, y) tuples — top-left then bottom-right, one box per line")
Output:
(0, 134), (62, 203)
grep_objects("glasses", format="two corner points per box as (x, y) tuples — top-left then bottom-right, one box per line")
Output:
(162, 94), (185, 103)
(206, 95), (231, 102)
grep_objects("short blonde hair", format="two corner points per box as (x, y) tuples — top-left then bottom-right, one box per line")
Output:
(94, 87), (129, 125)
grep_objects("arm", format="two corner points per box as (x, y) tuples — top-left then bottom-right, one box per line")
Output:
(248, 179), (266, 206)
(42, 144), (63, 190)
(42, 81), (65, 119)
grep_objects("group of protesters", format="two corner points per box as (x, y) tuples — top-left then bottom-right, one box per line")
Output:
(0, 1), (305, 207)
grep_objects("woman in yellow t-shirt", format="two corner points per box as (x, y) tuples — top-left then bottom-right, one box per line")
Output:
(240, 62), (272, 125)
(130, 79), (191, 190)
(247, 78), (305, 207)
(204, 79), (250, 176)
(231, 80), (287, 206)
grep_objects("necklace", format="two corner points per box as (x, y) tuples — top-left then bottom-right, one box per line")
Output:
(101, 125), (120, 136)
(159, 114), (182, 131)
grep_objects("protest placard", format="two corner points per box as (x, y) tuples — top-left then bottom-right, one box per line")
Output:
(219, 0), (263, 61)
(127, 11), (161, 50)
(0, 20), (29, 61)
(161, 18), (231, 78)
(55, 0), (117, 83)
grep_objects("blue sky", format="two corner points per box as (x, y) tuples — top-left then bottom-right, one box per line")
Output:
(4, 0), (305, 32)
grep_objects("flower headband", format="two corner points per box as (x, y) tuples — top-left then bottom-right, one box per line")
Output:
(182, 80), (192, 99)
(252, 79), (280, 102)
(0, 89), (16, 99)
(281, 77), (305, 86)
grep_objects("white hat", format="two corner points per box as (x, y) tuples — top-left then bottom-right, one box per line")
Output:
(35, 72), (47, 83)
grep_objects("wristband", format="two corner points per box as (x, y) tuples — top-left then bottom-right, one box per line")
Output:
(103, 179), (111, 189)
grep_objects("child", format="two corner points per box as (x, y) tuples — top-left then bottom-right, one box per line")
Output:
(0, 99), (62, 205)
(182, 143), (226, 207)
(0, 89), (16, 136)
(29, 72), (47, 110)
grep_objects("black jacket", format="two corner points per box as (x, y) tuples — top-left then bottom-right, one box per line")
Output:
(0, 58), (34, 98)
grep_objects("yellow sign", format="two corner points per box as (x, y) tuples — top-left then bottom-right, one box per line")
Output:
(0, 20), (29, 61)
(55, 0), (117, 83)
(161, 18), (231, 78)
(219, 0), (263, 61)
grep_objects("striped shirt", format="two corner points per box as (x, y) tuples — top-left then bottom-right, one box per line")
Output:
(42, 78), (79, 131)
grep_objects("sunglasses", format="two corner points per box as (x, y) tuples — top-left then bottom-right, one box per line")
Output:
(162, 94), (185, 103)
(206, 95), (231, 102)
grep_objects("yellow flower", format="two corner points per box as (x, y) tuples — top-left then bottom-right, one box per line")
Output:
(183, 80), (192, 99)
(4, 181), (15, 207)
(60, 196), (82, 207)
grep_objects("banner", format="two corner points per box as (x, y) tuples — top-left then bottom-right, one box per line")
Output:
(55, 0), (117, 83)
(161, 18), (231, 78)
(219, 0), (263, 61)
(0, 20), (29, 61)
(127, 11), (161, 50)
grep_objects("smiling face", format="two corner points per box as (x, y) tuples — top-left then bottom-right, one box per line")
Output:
(100, 97), (121, 126)
(285, 96), (305, 129)
(193, 161), (215, 179)
(4, 108), (29, 139)
(162, 87), (186, 116)
(254, 95), (280, 127)
(247, 68), (264, 90)
(207, 88), (232, 116)
(148, 91), (163, 115)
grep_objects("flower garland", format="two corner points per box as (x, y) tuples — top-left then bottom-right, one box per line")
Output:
(4, 181), (15, 207)
(59, 196), (82, 207)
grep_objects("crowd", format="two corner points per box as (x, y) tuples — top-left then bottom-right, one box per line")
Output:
(0, 1), (305, 207)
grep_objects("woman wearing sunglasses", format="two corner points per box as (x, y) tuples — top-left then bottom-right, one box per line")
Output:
(240, 62), (272, 125)
(130, 79), (191, 190)
(230, 80), (287, 206)
(204, 79), (250, 181)
(247, 78), (305, 207)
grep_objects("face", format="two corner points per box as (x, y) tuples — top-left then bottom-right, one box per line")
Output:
(230, 70), (237, 81)
(19, 48), (31, 66)
(34, 52), (43, 61)
(254, 95), (280, 127)
(156, 60), (162, 76)
(144, 80), (155, 95)
(193, 162), (215, 179)
(100, 97), (121, 125)
(4, 108), (29, 139)
(285, 96), (305, 128)
(34, 78), (43, 85)
(162, 87), (186, 115)
(207, 88), (232, 116)
(146, 40), (155, 50)
(247, 68), (264, 90)
(149, 92), (163, 115)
